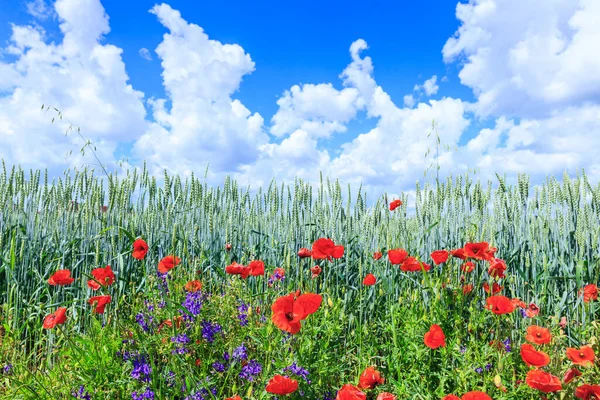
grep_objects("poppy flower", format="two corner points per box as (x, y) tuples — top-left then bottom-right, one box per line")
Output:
(559, 316), (568, 329)
(575, 384), (600, 399)
(525, 303), (539, 318)
(248, 260), (265, 277)
(387, 248), (408, 265)
(132, 238), (149, 260)
(225, 262), (250, 279)
(485, 295), (515, 314)
(298, 248), (312, 258)
(43, 307), (67, 329)
(271, 292), (322, 334)
(185, 280), (203, 292)
(525, 370), (562, 393)
(336, 384), (366, 400)
(357, 366), (384, 389)
(265, 375), (298, 395)
(464, 242), (490, 261)
(88, 295), (111, 314)
(462, 284), (474, 295)
(511, 298), (526, 309)
(400, 257), (431, 272)
(225, 396), (242, 400)
(363, 274), (376, 286)
(461, 392), (492, 400)
(389, 199), (402, 211)
(483, 282), (502, 294)
(451, 248), (467, 260)
(580, 284), (599, 302)
(310, 265), (322, 278)
(225, 243), (232, 251)
(525, 326), (552, 345)
(461, 262), (475, 273)
(376, 393), (396, 400)
(158, 255), (181, 274)
(48, 269), (75, 286)
(311, 238), (344, 261)
(520, 344), (551, 367)
(431, 250), (449, 265)
(442, 396), (460, 400)
(87, 265), (116, 290)
(424, 324), (446, 349)
(563, 368), (582, 383)
(373, 251), (383, 260)
(487, 258), (507, 279)
(566, 346), (595, 367)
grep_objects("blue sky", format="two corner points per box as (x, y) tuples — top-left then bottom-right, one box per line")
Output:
(0, 0), (598, 200)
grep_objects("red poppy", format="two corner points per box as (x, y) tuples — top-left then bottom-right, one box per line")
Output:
(485, 295), (515, 314)
(298, 248), (312, 258)
(525, 370), (562, 393)
(357, 366), (384, 389)
(185, 280), (203, 292)
(525, 303), (539, 318)
(373, 251), (383, 260)
(463, 242), (490, 260)
(387, 248), (409, 265)
(87, 265), (116, 290)
(462, 392), (492, 400)
(431, 250), (449, 265)
(376, 393), (396, 400)
(451, 248), (467, 260)
(336, 384), (366, 400)
(310, 265), (322, 278)
(132, 238), (149, 260)
(520, 344), (551, 367)
(311, 238), (344, 261)
(525, 326), (552, 345)
(225, 261), (249, 279)
(511, 298), (526, 309)
(88, 295), (111, 314)
(483, 282), (502, 294)
(389, 199), (402, 211)
(248, 260), (265, 277)
(48, 269), (75, 286)
(563, 368), (581, 383)
(271, 292), (322, 334)
(488, 258), (507, 279)
(43, 307), (67, 329)
(225, 396), (242, 400)
(462, 284), (474, 295)
(225, 243), (232, 251)
(442, 396), (460, 400)
(363, 274), (376, 286)
(424, 324), (446, 349)
(566, 346), (595, 367)
(461, 261), (475, 273)
(158, 255), (181, 274)
(400, 257), (431, 272)
(580, 284), (599, 303)
(265, 375), (298, 395)
(575, 384), (600, 399)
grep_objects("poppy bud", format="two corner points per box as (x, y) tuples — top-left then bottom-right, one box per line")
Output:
(327, 298), (334, 308)
(225, 243), (232, 251)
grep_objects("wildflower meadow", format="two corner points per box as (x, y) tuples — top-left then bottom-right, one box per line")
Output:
(0, 163), (599, 399)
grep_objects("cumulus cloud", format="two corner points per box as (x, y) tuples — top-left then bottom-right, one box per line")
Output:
(133, 4), (267, 179)
(414, 75), (439, 96)
(443, 0), (600, 119)
(26, 0), (53, 20)
(0, 0), (147, 175)
(139, 47), (152, 60)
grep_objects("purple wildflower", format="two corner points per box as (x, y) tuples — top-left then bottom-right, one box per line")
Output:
(132, 387), (155, 400)
(200, 320), (222, 343)
(239, 359), (262, 382)
(71, 385), (91, 400)
(131, 357), (152, 383)
(283, 362), (311, 383)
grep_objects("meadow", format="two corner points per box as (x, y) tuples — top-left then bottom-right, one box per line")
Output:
(0, 162), (599, 399)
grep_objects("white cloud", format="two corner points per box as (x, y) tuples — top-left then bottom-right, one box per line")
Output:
(26, 0), (52, 20)
(443, 0), (600, 119)
(414, 75), (439, 96)
(0, 0), (147, 175)
(133, 3), (268, 178)
(139, 47), (152, 60)
(403, 94), (415, 108)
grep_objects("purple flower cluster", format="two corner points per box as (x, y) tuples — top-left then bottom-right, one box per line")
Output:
(239, 359), (262, 382)
(131, 387), (155, 400)
(232, 343), (247, 361)
(237, 300), (250, 327)
(183, 387), (217, 400)
(283, 362), (311, 383)
(200, 320), (222, 343)
(2, 363), (12, 374)
(503, 338), (512, 352)
(135, 313), (155, 333)
(131, 356), (152, 383)
(182, 291), (204, 318)
(171, 333), (191, 355)
(71, 385), (91, 400)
